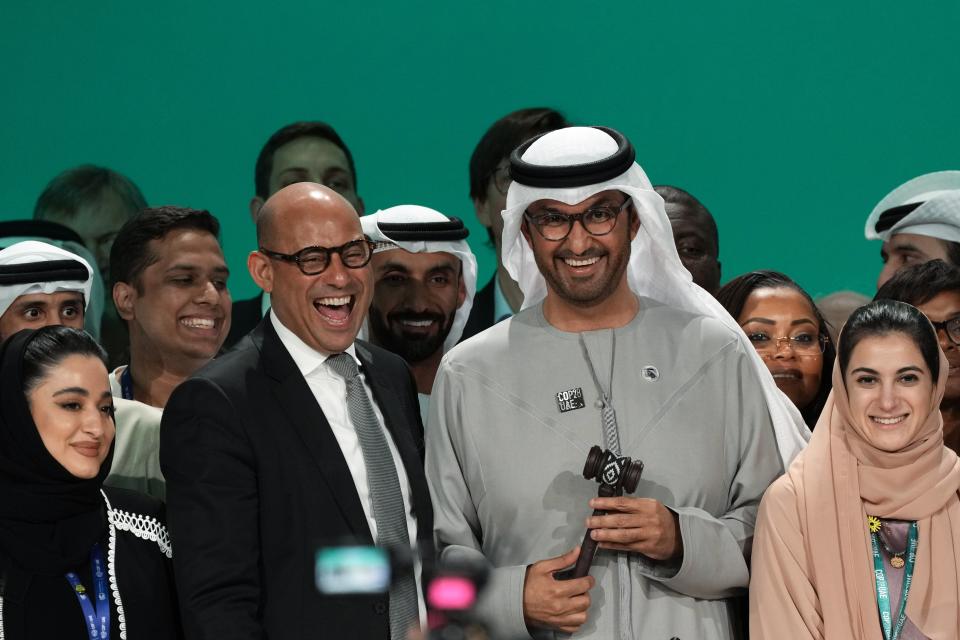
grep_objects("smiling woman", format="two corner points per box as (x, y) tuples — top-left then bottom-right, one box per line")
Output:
(0, 326), (181, 639)
(717, 270), (835, 428)
(750, 299), (960, 639)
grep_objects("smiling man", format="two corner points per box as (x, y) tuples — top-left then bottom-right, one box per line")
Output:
(225, 121), (364, 349)
(161, 183), (433, 639)
(427, 126), (802, 639)
(361, 205), (476, 418)
(110, 206), (232, 408)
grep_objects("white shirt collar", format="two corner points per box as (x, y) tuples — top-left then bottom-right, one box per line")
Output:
(269, 310), (359, 377)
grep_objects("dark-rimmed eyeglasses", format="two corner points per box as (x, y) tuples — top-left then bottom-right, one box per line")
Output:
(259, 239), (374, 275)
(929, 317), (960, 346)
(523, 197), (632, 242)
(746, 332), (827, 358)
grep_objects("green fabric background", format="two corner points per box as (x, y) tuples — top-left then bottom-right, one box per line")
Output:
(3, 1), (959, 300)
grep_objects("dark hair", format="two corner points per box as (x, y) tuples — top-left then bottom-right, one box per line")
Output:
(653, 184), (719, 254)
(875, 259), (960, 307)
(839, 299), (940, 381)
(717, 270), (835, 426)
(21, 326), (107, 395)
(33, 165), (147, 222)
(109, 206), (220, 290)
(254, 121), (357, 199)
(946, 240), (960, 267)
(468, 108), (570, 203)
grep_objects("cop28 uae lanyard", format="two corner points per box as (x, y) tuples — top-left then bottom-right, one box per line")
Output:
(869, 520), (918, 640)
(64, 543), (110, 640)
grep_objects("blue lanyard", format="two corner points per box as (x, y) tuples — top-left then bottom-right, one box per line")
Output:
(870, 520), (918, 640)
(119, 366), (134, 401)
(64, 543), (110, 640)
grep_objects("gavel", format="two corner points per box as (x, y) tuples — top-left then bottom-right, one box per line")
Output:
(556, 445), (644, 581)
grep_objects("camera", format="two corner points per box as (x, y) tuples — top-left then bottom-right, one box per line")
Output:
(315, 542), (490, 639)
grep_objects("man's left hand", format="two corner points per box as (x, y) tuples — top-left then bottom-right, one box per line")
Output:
(586, 497), (683, 561)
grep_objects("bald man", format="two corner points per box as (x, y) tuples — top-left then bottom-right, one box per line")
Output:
(161, 183), (433, 640)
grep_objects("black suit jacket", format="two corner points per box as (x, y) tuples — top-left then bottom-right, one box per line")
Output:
(160, 318), (433, 640)
(460, 276), (495, 342)
(223, 293), (263, 351)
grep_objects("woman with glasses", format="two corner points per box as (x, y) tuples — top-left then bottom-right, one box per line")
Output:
(750, 299), (960, 638)
(876, 259), (960, 454)
(0, 326), (181, 639)
(717, 271), (834, 428)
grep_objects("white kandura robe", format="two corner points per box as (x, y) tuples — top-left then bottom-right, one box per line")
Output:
(426, 298), (783, 639)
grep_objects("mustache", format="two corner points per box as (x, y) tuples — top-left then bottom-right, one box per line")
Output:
(387, 311), (445, 325)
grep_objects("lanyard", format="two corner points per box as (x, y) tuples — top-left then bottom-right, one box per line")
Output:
(64, 544), (110, 640)
(119, 367), (134, 401)
(870, 520), (918, 640)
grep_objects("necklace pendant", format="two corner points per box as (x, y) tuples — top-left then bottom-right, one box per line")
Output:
(890, 555), (905, 569)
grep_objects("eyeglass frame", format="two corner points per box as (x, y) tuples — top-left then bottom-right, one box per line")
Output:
(523, 196), (633, 242)
(929, 316), (960, 346)
(258, 239), (375, 275)
(749, 333), (828, 357)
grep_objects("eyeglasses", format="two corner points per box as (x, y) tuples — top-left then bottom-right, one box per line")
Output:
(491, 164), (511, 196)
(929, 317), (960, 346)
(259, 239), (374, 275)
(746, 331), (827, 358)
(523, 197), (633, 242)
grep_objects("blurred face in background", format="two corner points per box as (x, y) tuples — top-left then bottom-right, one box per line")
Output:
(250, 137), (363, 220)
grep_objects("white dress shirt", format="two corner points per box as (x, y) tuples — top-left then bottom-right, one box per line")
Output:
(270, 312), (425, 622)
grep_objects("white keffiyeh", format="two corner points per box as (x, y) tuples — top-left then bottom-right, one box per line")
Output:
(0, 240), (93, 320)
(501, 126), (810, 469)
(361, 205), (477, 352)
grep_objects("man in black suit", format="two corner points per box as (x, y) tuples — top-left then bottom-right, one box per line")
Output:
(161, 183), (432, 639)
(461, 108), (570, 341)
(225, 121), (365, 350)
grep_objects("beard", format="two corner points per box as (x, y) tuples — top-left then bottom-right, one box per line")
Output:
(367, 308), (456, 363)
(534, 243), (631, 308)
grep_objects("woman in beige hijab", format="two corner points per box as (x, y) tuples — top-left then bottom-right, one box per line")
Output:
(750, 299), (960, 639)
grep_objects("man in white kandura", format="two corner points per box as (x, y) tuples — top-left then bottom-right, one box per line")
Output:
(426, 126), (807, 639)
(361, 205), (476, 420)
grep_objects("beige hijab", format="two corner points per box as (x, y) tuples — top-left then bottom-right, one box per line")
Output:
(760, 340), (960, 637)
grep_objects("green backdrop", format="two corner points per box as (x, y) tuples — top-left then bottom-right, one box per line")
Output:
(3, 1), (959, 300)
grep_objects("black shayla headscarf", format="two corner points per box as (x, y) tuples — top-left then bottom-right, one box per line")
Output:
(0, 330), (114, 575)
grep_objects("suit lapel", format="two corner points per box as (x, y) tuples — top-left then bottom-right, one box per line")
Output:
(258, 320), (373, 543)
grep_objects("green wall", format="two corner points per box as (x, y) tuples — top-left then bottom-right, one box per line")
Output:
(3, 1), (959, 300)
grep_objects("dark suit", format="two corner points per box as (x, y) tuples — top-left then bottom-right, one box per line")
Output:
(460, 276), (496, 342)
(160, 317), (433, 639)
(223, 293), (263, 350)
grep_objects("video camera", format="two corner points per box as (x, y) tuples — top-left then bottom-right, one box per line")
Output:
(315, 542), (490, 639)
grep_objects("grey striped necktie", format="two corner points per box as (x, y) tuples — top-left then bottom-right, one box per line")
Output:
(327, 353), (419, 640)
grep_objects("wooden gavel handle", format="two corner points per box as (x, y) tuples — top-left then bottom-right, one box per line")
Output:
(554, 508), (606, 581)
